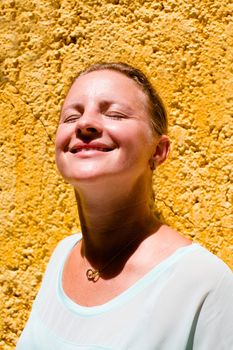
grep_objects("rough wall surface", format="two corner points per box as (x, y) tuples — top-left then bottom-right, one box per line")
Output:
(0, 0), (232, 347)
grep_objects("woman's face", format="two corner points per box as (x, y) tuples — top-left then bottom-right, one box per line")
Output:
(55, 70), (164, 187)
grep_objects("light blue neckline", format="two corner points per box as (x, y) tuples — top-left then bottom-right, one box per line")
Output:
(57, 234), (200, 317)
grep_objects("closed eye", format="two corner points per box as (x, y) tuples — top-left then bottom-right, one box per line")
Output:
(105, 112), (127, 120)
(63, 114), (81, 123)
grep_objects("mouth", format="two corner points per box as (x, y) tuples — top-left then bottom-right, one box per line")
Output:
(69, 143), (115, 154)
(70, 147), (112, 153)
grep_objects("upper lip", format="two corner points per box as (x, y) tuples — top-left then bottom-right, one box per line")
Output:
(69, 142), (115, 153)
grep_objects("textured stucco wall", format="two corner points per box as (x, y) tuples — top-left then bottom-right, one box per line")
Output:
(0, 0), (232, 347)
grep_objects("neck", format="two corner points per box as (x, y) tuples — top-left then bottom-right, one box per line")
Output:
(74, 177), (159, 266)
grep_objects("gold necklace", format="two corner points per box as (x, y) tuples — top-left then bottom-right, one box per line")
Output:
(82, 235), (143, 282)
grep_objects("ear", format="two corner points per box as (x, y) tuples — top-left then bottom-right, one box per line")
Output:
(150, 135), (170, 169)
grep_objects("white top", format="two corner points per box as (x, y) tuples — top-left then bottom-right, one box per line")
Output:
(16, 233), (233, 350)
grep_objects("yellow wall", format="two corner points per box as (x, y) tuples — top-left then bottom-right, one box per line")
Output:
(0, 0), (232, 347)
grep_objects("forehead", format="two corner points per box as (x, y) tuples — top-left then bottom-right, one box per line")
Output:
(63, 69), (149, 112)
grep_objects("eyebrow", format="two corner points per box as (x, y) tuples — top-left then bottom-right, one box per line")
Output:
(62, 102), (83, 112)
(61, 100), (136, 115)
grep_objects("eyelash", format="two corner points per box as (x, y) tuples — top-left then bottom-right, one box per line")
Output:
(63, 115), (81, 123)
(106, 115), (123, 120)
(62, 112), (127, 123)
(105, 113), (127, 120)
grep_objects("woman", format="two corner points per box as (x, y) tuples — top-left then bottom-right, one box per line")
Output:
(17, 63), (233, 349)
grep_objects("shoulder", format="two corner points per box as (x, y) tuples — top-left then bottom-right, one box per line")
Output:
(48, 233), (82, 264)
(175, 243), (233, 292)
(156, 225), (232, 287)
(184, 243), (232, 273)
(41, 233), (82, 279)
(53, 233), (82, 254)
(32, 234), (82, 304)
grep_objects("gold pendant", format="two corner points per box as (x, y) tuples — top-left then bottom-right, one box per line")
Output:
(86, 268), (100, 282)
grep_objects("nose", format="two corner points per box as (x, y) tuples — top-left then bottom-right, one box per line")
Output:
(75, 112), (103, 139)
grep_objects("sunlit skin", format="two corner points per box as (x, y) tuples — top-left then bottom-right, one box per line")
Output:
(56, 70), (166, 187)
(55, 70), (191, 306)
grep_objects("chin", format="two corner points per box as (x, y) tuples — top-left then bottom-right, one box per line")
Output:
(64, 171), (109, 187)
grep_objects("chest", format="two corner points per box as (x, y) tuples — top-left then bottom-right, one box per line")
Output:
(61, 238), (190, 307)
(17, 273), (200, 350)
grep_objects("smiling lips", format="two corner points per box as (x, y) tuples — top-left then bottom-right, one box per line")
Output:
(69, 143), (115, 154)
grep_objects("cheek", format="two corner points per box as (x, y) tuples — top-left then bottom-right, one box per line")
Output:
(112, 124), (155, 166)
(123, 124), (155, 151)
(108, 120), (154, 143)
(55, 126), (71, 151)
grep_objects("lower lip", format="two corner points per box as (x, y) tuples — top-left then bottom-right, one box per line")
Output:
(70, 149), (112, 158)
